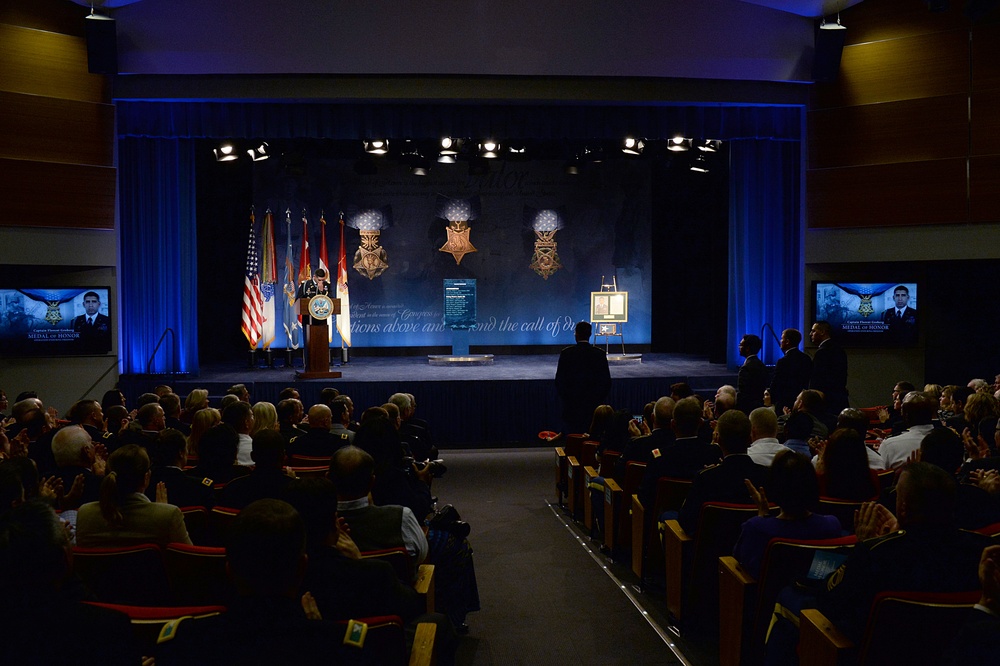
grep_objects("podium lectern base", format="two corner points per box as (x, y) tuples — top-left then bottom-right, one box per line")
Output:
(296, 370), (342, 380)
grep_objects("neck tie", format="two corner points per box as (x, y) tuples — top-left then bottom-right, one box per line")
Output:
(88, 317), (94, 326)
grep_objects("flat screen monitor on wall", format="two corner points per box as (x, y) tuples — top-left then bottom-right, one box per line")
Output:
(813, 282), (918, 347)
(0, 288), (112, 356)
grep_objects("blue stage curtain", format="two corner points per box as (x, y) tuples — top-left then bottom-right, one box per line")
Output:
(119, 137), (199, 374)
(117, 101), (802, 142)
(727, 138), (802, 368)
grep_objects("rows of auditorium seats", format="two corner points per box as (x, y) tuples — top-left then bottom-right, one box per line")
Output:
(551, 405), (1000, 665)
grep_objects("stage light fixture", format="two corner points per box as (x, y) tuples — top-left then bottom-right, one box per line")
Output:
(440, 137), (458, 155)
(365, 139), (388, 155)
(690, 154), (710, 173)
(507, 142), (527, 155)
(479, 140), (500, 159)
(697, 139), (721, 153)
(820, 13), (846, 30)
(213, 143), (238, 162)
(621, 137), (645, 155)
(667, 136), (690, 152)
(437, 153), (457, 164)
(246, 141), (269, 161)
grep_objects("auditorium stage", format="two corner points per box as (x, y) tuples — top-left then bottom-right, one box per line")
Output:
(120, 353), (735, 448)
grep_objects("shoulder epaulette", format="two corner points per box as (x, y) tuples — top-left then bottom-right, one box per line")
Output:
(652, 448), (662, 458)
(201, 477), (214, 487)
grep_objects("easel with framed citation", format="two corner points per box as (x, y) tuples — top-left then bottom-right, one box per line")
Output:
(591, 276), (628, 356)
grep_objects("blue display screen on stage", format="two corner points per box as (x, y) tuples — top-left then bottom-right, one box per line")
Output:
(443, 279), (477, 330)
(253, 158), (652, 348)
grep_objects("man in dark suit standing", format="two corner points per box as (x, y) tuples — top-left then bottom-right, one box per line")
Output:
(809, 320), (849, 414)
(768, 328), (813, 414)
(736, 334), (767, 414)
(881, 284), (917, 343)
(72, 291), (111, 351)
(555, 321), (611, 434)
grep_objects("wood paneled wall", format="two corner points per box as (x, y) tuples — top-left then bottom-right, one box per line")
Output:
(0, 0), (115, 230)
(807, 0), (1000, 229)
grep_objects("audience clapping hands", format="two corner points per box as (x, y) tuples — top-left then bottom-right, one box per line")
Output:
(853, 501), (899, 540)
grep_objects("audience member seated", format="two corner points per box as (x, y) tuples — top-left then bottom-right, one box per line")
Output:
(187, 424), (251, 489)
(51, 425), (105, 508)
(948, 544), (1000, 663)
(779, 389), (834, 439)
(946, 386), (975, 433)
(353, 416), (433, 520)
(180, 387), (209, 424)
(963, 392), (1000, 450)
(329, 399), (356, 444)
(612, 406), (664, 481)
(817, 463), (990, 642)
(919, 427), (1000, 531)
(76, 443), (191, 547)
(938, 384), (959, 422)
(250, 401), (278, 436)
(336, 394), (361, 431)
(331, 445), (480, 632)
(222, 401), (255, 466)
(392, 392), (436, 460)
(734, 450), (842, 578)
(218, 430), (298, 510)
(277, 398), (308, 446)
(876, 380), (913, 435)
(104, 405), (131, 443)
(782, 411), (814, 457)
(146, 429), (214, 508)
(815, 428), (880, 501)
(156, 498), (358, 665)
(748, 408), (790, 467)
(160, 392), (191, 436)
(0, 500), (137, 665)
(288, 404), (350, 460)
(638, 397), (722, 510)
(100, 388), (127, 418)
(677, 409), (768, 536)
(878, 391), (937, 469)
(68, 398), (117, 455)
(834, 407), (887, 471)
(227, 383), (251, 403)
(117, 401), (166, 448)
(186, 407), (221, 458)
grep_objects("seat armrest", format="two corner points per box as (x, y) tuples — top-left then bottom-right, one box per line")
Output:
(631, 494), (645, 577)
(408, 621), (437, 666)
(414, 564), (435, 613)
(718, 556), (757, 666)
(603, 478), (622, 552)
(663, 519), (693, 620)
(800, 608), (855, 666)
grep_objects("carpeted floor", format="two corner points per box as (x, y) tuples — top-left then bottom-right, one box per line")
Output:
(434, 448), (703, 665)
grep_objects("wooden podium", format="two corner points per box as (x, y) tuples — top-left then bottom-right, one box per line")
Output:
(297, 296), (342, 379)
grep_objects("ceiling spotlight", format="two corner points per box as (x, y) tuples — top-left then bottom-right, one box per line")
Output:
(411, 161), (430, 176)
(582, 145), (604, 163)
(622, 137), (645, 155)
(246, 141), (269, 161)
(690, 154), (709, 173)
(697, 139), (721, 153)
(213, 143), (238, 162)
(820, 13), (846, 30)
(437, 153), (457, 164)
(440, 137), (458, 155)
(480, 140), (500, 158)
(667, 137), (690, 152)
(365, 139), (388, 155)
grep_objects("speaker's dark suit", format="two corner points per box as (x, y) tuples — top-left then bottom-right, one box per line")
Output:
(737, 354), (768, 414)
(769, 347), (813, 413)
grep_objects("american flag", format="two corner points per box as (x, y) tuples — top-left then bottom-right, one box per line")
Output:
(241, 211), (263, 348)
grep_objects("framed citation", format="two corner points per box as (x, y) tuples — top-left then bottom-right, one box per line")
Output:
(590, 291), (628, 323)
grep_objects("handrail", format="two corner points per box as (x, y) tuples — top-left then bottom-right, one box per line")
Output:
(146, 327), (177, 375)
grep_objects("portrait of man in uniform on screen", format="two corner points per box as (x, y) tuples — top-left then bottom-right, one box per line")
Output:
(72, 291), (111, 352)
(881, 284), (917, 343)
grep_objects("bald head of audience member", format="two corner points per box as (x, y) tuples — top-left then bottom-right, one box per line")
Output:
(328, 445), (375, 500)
(51, 425), (95, 468)
(307, 404), (332, 431)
